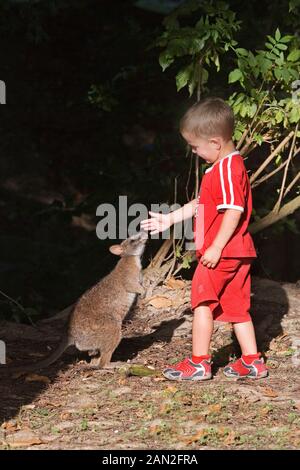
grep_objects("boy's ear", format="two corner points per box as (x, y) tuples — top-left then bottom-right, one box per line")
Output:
(209, 137), (222, 150)
(109, 244), (123, 256)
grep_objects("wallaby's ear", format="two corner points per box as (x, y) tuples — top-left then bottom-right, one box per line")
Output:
(109, 244), (123, 256)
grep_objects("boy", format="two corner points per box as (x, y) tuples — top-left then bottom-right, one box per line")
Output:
(140, 97), (268, 381)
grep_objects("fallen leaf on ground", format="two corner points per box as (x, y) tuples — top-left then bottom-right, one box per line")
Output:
(260, 387), (278, 398)
(1, 420), (19, 431)
(182, 429), (208, 445)
(144, 296), (173, 308)
(206, 404), (222, 415)
(165, 278), (186, 289)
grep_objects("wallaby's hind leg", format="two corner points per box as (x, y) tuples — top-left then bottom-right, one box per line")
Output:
(90, 329), (122, 369)
(90, 350), (113, 368)
(88, 349), (99, 357)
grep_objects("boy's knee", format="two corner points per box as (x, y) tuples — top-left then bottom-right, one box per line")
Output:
(194, 301), (213, 314)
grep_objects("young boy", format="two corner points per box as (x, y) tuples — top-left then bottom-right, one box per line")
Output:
(141, 97), (268, 381)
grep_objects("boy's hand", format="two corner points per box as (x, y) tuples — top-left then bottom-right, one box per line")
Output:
(140, 211), (172, 235)
(200, 244), (222, 269)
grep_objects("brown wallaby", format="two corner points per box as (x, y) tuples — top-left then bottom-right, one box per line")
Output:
(4, 230), (148, 374)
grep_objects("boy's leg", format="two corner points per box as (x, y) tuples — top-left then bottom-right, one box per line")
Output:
(224, 320), (268, 379)
(192, 302), (214, 356)
(233, 320), (257, 355)
(162, 301), (213, 381)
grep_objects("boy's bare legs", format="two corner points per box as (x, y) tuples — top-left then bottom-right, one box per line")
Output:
(192, 302), (214, 356)
(224, 320), (268, 379)
(192, 308), (258, 356)
(162, 301), (213, 380)
(233, 320), (258, 355)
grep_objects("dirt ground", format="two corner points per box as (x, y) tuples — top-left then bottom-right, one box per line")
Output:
(0, 276), (299, 450)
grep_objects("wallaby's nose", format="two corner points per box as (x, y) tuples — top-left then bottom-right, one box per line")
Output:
(129, 231), (148, 242)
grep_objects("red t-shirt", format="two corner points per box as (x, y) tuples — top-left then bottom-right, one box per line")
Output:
(194, 150), (257, 258)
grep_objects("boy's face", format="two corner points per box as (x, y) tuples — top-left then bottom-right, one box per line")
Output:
(182, 132), (221, 164)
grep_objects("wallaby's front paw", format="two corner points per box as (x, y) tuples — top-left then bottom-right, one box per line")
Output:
(138, 285), (146, 296)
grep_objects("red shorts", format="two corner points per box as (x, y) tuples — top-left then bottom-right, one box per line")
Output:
(191, 257), (255, 323)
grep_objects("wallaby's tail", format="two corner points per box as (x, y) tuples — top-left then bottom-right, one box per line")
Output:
(0, 334), (71, 376)
(39, 303), (75, 324)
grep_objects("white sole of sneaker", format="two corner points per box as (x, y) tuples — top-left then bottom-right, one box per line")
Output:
(163, 373), (212, 381)
(223, 371), (269, 379)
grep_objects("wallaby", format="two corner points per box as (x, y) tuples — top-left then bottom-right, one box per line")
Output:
(3, 230), (148, 374)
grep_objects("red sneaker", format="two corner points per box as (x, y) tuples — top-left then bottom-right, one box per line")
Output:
(223, 354), (268, 379)
(163, 356), (212, 381)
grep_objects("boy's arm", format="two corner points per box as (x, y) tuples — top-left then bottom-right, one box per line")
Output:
(211, 209), (242, 250)
(201, 209), (242, 268)
(141, 198), (197, 234)
(170, 198), (198, 224)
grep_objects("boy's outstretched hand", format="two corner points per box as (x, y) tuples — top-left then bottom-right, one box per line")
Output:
(140, 211), (172, 235)
(200, 244), (222, 269)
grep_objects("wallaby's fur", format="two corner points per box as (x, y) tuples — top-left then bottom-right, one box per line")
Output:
(4, 231), (148, 374)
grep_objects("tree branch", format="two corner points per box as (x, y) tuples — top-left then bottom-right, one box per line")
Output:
(250, 131), (295, 184)
(252, 146), (299, 188)
(273, 125), (298, 214)
(249, 195), (300, 234)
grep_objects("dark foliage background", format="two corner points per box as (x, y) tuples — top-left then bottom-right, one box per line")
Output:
(0, 0), (299, 323)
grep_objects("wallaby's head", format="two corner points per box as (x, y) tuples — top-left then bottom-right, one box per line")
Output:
(109, 230), (148, 257)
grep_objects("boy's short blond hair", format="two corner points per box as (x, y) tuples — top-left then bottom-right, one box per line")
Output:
(180, 97), (234, 141)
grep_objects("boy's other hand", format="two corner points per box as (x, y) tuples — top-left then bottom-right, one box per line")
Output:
(200, 244), (222, 269)
(140, 211), (172, 235)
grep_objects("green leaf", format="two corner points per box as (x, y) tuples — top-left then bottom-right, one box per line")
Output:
(175, 245), (182, 258)
(236, 48), (248, 57)
(267, 35), (276, 45)
(276, 43), (288, 51)
(275, 154), (282, 165)
(258, 56), (273, 73)
(181, 253), (193, 269)
(249, 103), (257, 117)
(158, 51), (174, 71)
(275, 28), (281, 41)
(290, 107), (300, 123)
(289, 0), (300, 12)
(281, 68), (291, 83)
(188, 78), (197, 97)
(213, 54), (220, 71)
(287, 49), (300, 62)
(248, 51), (256, 67)
(235, 93), (245, 105)
(273, 48), (281, 57)
(228, 68), (243, 83)
(265, 51), (278, 60)
(274, 68), (282, 80)
(240, 104), (248, 117)
(280, 35), (294, 43)
(275, 111), (283, 123)
(289, 68), (299, 79)
(175, 64), (194, 92)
